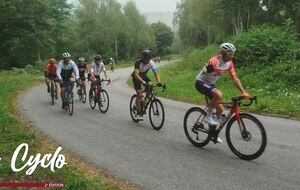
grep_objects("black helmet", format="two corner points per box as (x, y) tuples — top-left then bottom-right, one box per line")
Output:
(94, 54), (102, 61)
(141, 50), (153, 59)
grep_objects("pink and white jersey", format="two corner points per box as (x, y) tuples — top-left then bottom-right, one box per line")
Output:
(196, 55), (236, 85)
(89, 61), (106, 76)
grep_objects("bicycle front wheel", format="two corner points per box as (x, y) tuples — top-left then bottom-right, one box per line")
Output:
(68, 96), (74, 116)
(183, 107), (210, 148)
(226, 113), (267, 160)
(149, 98), (165, 130)
(50, 82), (55, 105)
(89, 90), (96, 109)
(98, 89), (109, 113)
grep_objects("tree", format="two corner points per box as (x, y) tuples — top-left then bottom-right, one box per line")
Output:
(151, 22), (174, 55)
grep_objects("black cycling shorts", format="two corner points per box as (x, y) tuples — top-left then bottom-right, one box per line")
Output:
(132, 76), (151, 90)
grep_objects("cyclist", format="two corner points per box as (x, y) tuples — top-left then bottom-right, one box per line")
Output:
(44, 58), (58, 99)
(195, 43), (250, 142)
(109, 57), (115, 72)
(132, 49), (162, 121)
(76, 57), (88, 96)
(56, 52), (79, 109)
(88, 55), (109, 103)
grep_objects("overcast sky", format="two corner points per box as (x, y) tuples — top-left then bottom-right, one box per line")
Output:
(68, 0), (179, 13)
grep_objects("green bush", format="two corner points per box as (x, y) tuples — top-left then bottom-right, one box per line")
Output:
(233, 24), (300, 65)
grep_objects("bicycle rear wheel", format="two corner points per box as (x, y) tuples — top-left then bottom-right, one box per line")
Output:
(129, 95), (140, 123)
(50, 82), (55, 105)
(82, 90), (86, 104)
(226, 113), (267, 160)
(98, 89), (109, 113)
(183, 107), (210, 148)
(149, 98), (165, 130)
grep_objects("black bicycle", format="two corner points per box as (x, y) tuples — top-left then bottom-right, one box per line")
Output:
(183, 95), (267, 160)
(129, 84), (166, 130)
(89, 79), (110, 113)
(49, 78), (58, 105)
(76, 79), (87, 103)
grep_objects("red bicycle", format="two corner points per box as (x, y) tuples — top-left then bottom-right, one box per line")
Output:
(183, 96), (267, 160)
(89, 79), (110, 113)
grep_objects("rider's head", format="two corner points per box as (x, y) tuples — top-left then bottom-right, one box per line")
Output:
(94, 55), (102, 64)
(110, 57), (113, 61)
(219, 43), (236, 62)
(141, 49), (152, 64)
(62, 52), (71, 64)
(49, 58), (56, 65)
(78, 57), (85, 63)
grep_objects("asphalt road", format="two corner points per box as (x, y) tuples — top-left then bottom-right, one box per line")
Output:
(20, 61), (300, 190)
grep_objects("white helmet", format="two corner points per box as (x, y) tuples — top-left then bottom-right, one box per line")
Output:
(110, 57), (113, 60)
(79, 57), (85, 62)
(62, 52), (71, 58)
(219, 43), (236, 52)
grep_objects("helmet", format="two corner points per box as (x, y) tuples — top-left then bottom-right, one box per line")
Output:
(49, 58), (56, 64)
(62, 52), (71, 58)
(94, 54), (102, 61)
(141, 49), (153, 59)
(219, 43), (236, 52)
(110, 57), (113, 60)
(79, 57), (85, 62)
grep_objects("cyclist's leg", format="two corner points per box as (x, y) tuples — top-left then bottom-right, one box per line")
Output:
(195, 80), (218, 124)
(45, 76), (50, 92)
(210, 89), (224, 119)
(144, 77), (152, 100)
(133, 77), (143, 114)
(60, 81), (66, 108)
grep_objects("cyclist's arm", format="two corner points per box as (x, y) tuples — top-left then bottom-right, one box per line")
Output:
(229, 63), (248, 95)
(56, 63), (63, 81)
(134, 71), (145, 84)
(73, 62), (80, 80)
(153, 72), (161, 84)
(102, 63), (108, 79)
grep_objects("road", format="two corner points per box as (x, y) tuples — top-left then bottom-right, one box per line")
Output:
(20, 61), (300, 190)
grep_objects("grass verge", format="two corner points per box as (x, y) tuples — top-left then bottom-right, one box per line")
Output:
(0, 68), (138, 190)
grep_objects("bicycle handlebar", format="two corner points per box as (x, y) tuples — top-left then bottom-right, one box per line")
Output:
(231, 96), (257, 106)
(153, 84), (166, 92)
(98, 79), (111, 85)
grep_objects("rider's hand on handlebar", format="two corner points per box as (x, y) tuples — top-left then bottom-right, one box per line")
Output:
(157, 82), (163, 87)
(241, 91), (250, 98)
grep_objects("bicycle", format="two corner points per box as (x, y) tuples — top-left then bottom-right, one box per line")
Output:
(62, 80), (74, 116)
(183, 96), (267, 160)
(48, 77), (58, 106)
(89, 79), (110, 113)
(129, 84), (166, 130)
(76, 79), (87, 103)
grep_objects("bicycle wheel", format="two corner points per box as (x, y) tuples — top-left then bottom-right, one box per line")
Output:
(50, 82), (55, 105)
(183, 107), (210, 148)
(82, 90), (86, 104)
(226, 113), (267, 160)
(68, 95), (74, 116)
(89, 89), (96, 109)
(78, 85), (82, 101)
(149, 98), (165, 130)
(129, 94), (140, 123)
(98, 89), (109, 113)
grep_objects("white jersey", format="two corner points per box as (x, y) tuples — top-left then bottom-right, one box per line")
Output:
(90, 61), (106, 76)
(56, 60), (79, 80)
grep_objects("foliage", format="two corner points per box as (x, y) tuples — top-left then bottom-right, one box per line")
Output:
(150, 22), (174, 56)
(0, 0), (71, 69)
(174, 0), (300, 48)
(233, 23), (300, 65)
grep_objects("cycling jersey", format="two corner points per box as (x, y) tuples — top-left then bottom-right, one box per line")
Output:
(90, 61), (106, 76)
(132, 59), (158, 79)
(76, 62), (88, 79)
(196, 55), (236, 85)
(56, 60), (79, 81)
(44, 63), (58, 76)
